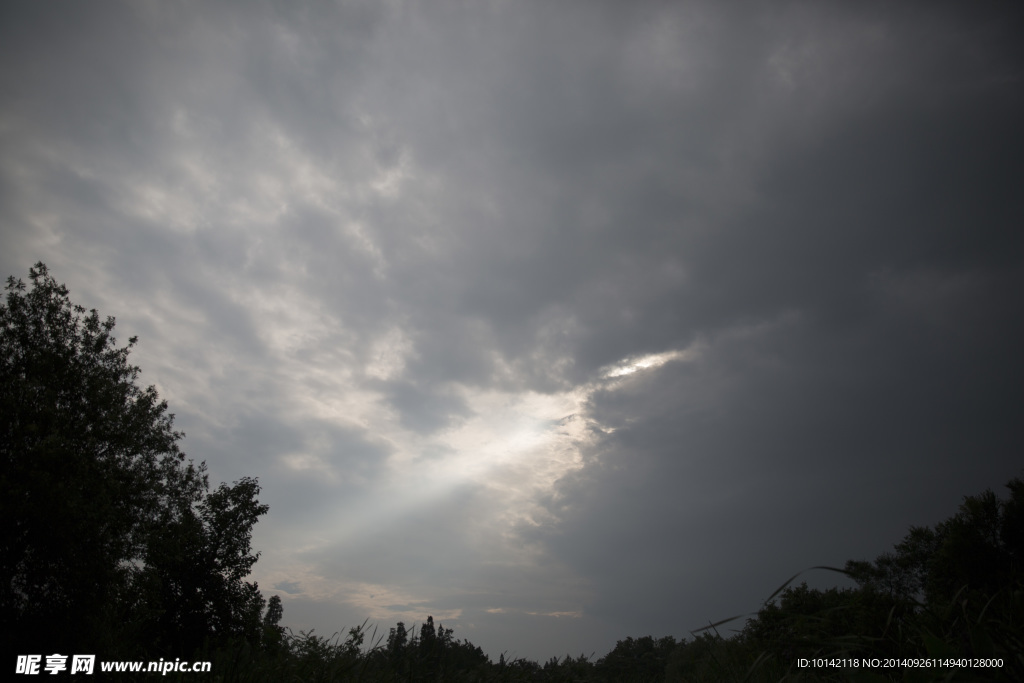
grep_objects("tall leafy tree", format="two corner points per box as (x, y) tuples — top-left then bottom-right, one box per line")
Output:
(0, 263), (269, 657)
(846, 477), (1024, 607)
(141, 477), (270, 655)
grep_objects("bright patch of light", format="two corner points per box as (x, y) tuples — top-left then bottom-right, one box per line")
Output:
(306, 346), (703, 555)
(256, 331), (703, 623)
(600, 347), (698, 378)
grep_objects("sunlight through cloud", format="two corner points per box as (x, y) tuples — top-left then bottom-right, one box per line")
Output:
(599, 347), (701, 379)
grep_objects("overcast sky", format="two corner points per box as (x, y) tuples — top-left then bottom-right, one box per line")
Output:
(2, 0), (1023, 662)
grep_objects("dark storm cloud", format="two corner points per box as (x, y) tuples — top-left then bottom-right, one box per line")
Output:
(498, 0), (1021, 653)
(2, 0), (1022, 663)
(529, 278), (1023, 637)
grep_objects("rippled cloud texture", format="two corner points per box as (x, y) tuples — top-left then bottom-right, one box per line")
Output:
(2, 0), (1022, 661)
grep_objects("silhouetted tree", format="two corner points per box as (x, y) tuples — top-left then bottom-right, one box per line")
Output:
(844, 476), (1024, 669)
(388, 620), (409, 655)
(140, 476), (269, 655)
(261, 594), (286, 653)
(732, 476), (1024, 679)
(0, 263), (269, 658)
(846, 478), (1024, 606)
(596, 635), (675, 682)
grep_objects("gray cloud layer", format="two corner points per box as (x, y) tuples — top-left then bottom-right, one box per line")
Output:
(2, 0), (1022, 661)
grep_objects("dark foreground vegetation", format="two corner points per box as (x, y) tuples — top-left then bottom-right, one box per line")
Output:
(3, 263), (1022, 681)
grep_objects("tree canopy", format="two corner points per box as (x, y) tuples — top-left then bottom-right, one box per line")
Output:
(1, 263), (270, 658)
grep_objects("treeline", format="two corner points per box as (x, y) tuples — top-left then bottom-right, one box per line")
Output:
(204, 475), (1023, 682)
